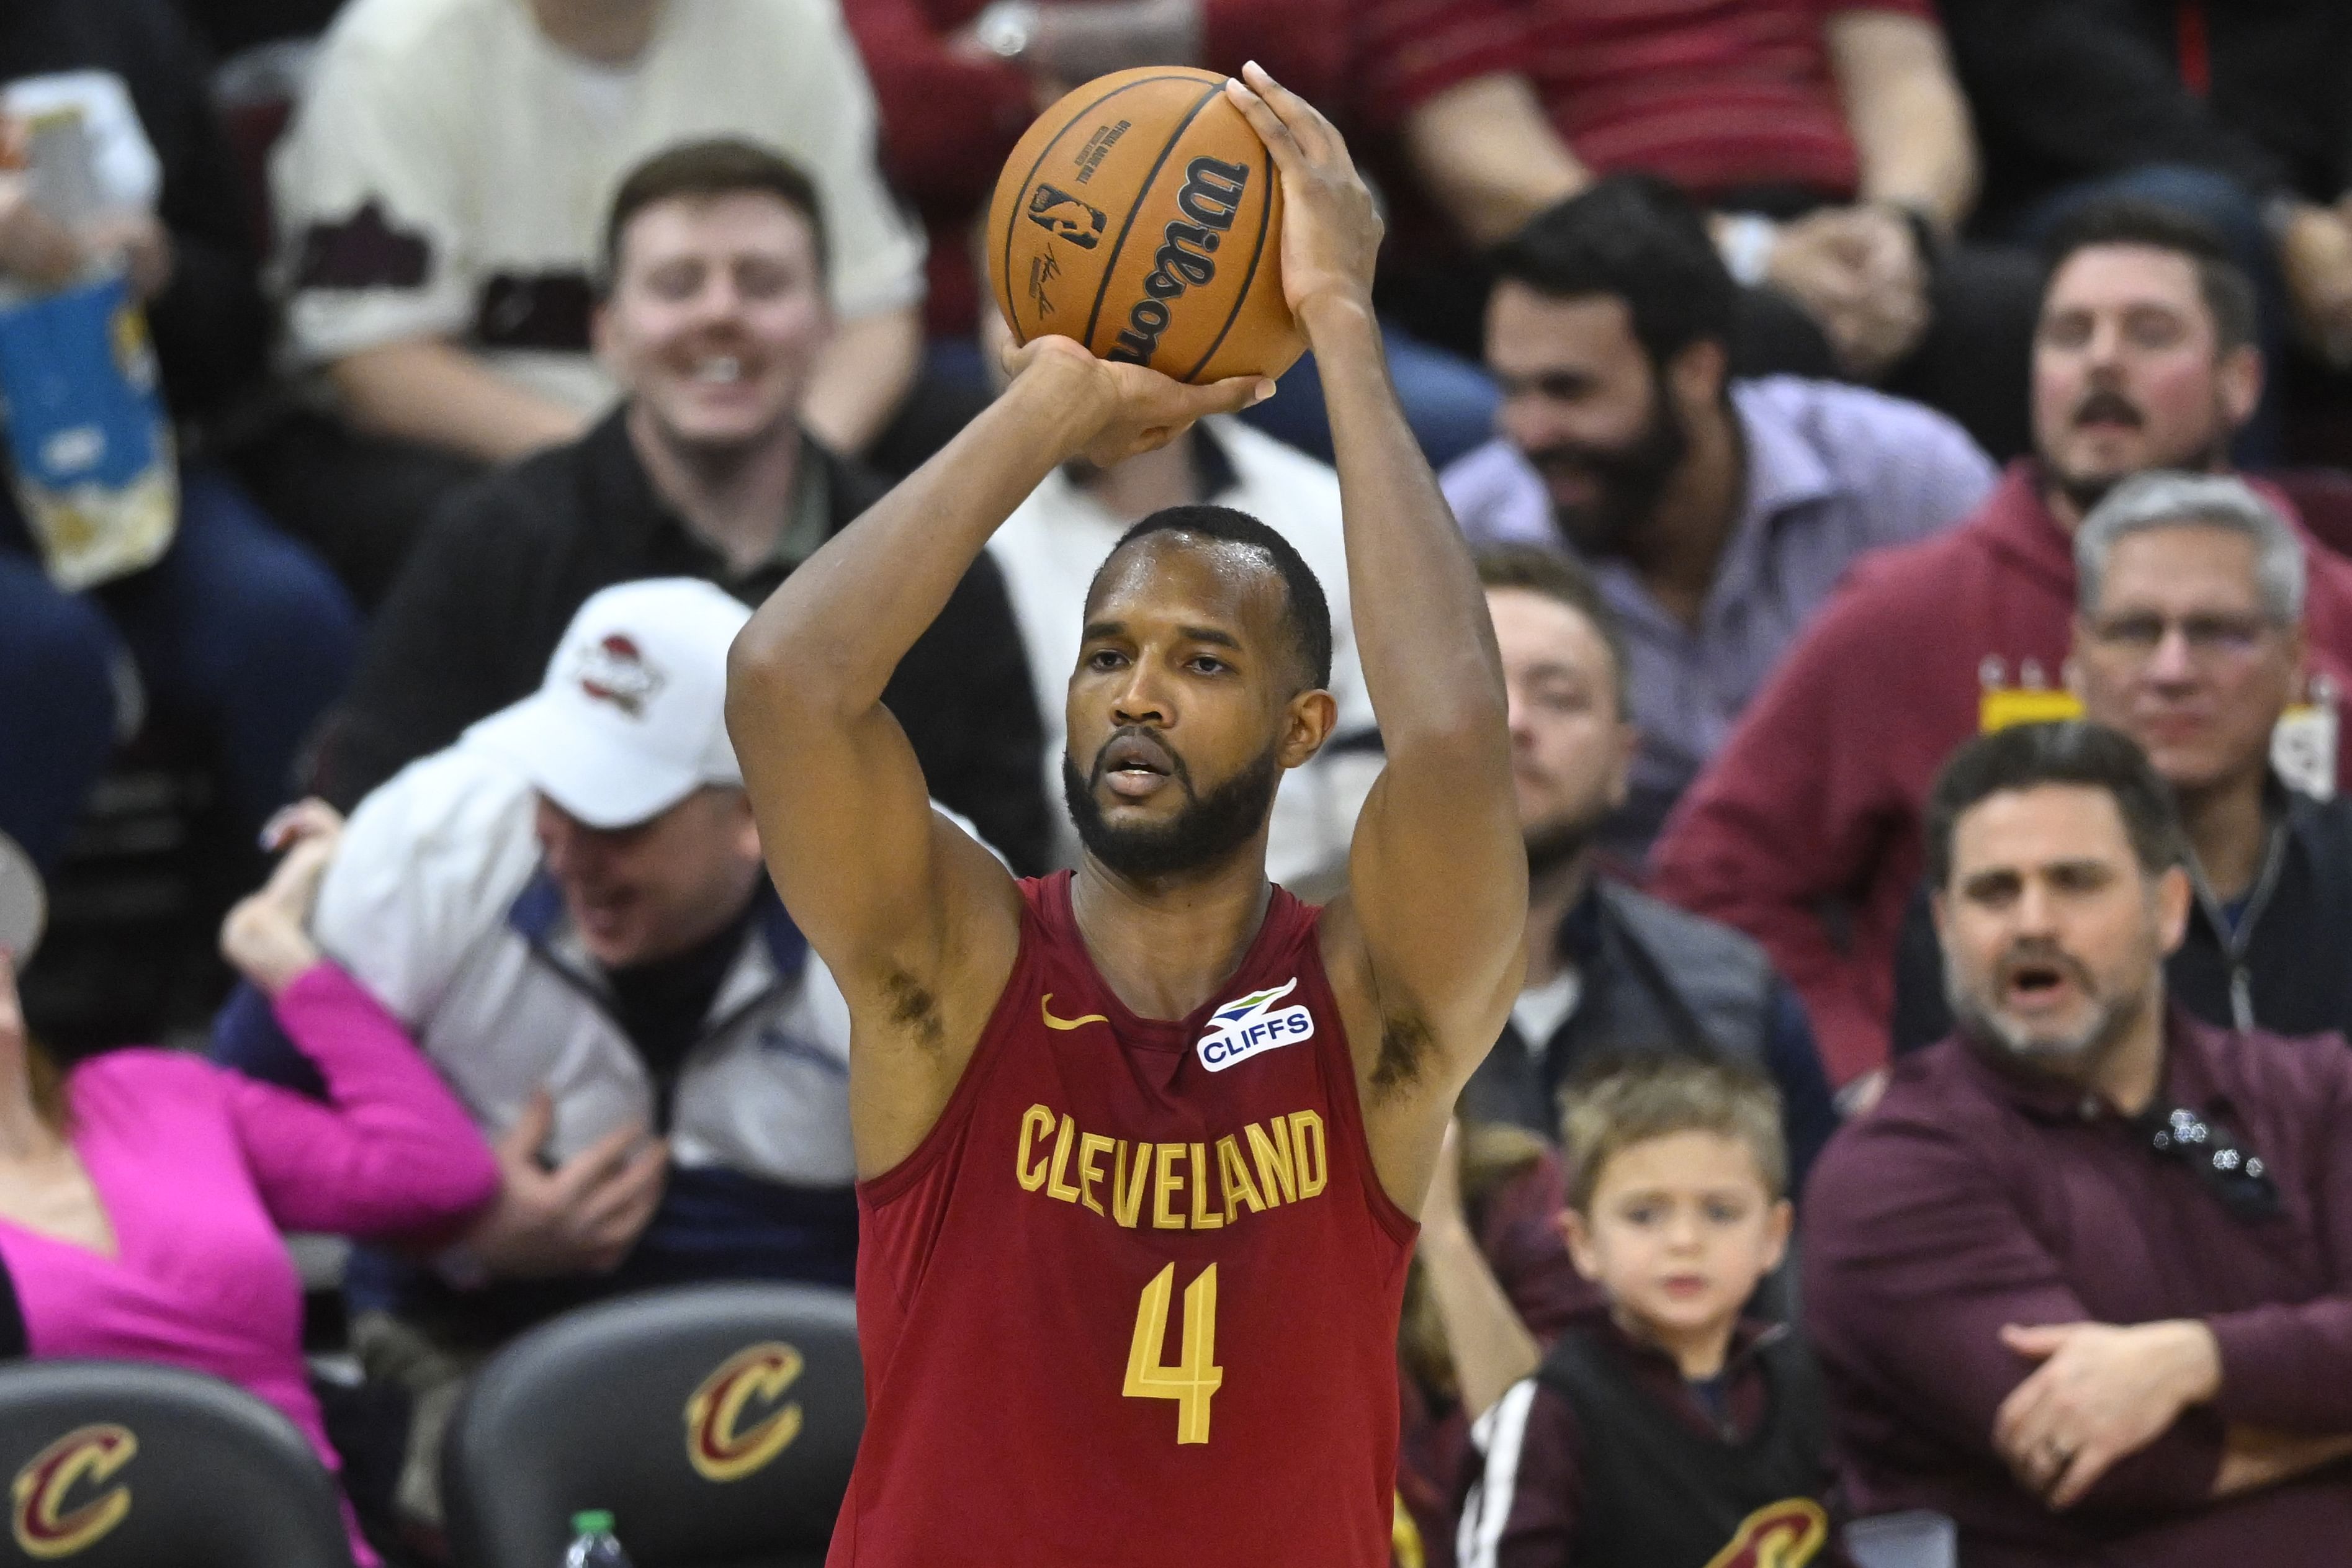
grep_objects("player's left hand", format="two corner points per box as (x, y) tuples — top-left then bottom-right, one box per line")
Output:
(1223, 61), (1382, 333)
(1002, 331), (1270, 466)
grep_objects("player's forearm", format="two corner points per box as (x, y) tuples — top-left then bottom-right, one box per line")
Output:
(802, 306), (922, 456)
(1401, 76), (1589, 249)
(1302, 295), (1508, 757)
(734, 366), (1088, 719)
(328, 339), (589, 464)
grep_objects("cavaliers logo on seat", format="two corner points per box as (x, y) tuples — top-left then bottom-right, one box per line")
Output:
(1702, 1497), (1830, 1568)
(11, 1425), (138, 1560)
(685, 1344), (806, 1482)
(1025, 184), (1106, 250)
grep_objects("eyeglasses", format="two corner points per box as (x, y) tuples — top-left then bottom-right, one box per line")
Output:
(2135, 1104), (2281, 1223)
(2087, 612), (2276, 663)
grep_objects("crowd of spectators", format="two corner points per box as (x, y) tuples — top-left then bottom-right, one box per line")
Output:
(1, 1), (2351, 1564)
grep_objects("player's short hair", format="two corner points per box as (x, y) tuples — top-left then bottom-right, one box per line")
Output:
(1097, 505), (1334, 692)
(1490, 174), (1738, 374)
(1474, 545), (1631, 717)
(2040, 199), (2257, 354)
(602, 138), (827, 292)
(1560, 1055), (1787, 1212)
(1924, 720), (2184, 890)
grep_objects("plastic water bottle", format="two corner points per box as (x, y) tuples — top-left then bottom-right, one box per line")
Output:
(563, 1510), (634, 1567)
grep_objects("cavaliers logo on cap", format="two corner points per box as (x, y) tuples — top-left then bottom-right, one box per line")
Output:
(1702, 1497), (1829, 1568)
(574, 633), (666, 719)
(12, 1425), (137, 1559)
(685, 1344), (804, 1482)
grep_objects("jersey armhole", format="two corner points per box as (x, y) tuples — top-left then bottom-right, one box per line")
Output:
(1301, 916), (1421, 1248)
(855, 893), (1048, 1210)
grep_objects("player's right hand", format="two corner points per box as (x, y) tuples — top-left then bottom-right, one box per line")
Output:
(1003, 331), (1270, 467)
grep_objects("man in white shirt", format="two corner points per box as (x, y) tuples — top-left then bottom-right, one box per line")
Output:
(263, 0), (927, 597)
(990, 411), (1378, 889)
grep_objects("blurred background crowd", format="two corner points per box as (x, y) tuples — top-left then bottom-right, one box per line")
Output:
(4, 1), (2352, 1565)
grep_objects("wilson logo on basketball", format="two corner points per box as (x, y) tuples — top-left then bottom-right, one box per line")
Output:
(11, 1425), (138, 1559)
(1106, 156), (1249, 365)
(1701, 1497), (1830, 1568)
(685, 1344), (805, 1482)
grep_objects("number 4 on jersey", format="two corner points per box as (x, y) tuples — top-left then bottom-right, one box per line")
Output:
(1124, 1263), (1221, 1443)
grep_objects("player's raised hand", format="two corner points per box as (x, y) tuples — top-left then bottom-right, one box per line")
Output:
(1002, 331), (1270, 467)
(1223, 61), (1382, 331)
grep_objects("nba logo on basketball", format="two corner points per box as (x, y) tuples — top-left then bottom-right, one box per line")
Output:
(1196, 977), (1314, 1072)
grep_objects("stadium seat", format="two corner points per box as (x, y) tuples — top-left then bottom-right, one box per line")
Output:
(441, 1283), (864, 1568)
(0, 1359), (355, 1567)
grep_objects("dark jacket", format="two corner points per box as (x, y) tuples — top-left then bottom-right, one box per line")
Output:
(1893, 780), (2352, 1055)
(1460, 880), (1839, 1191)
(0, 0), (272, 419)
(1943, 0), (2352, 217)
(320, 410), (1053, 871)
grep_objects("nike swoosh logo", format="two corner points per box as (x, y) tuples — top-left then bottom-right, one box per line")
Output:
(1041, 993), (1110, 1031)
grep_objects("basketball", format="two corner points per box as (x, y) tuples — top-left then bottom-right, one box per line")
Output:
(985, 66), (1305, 385)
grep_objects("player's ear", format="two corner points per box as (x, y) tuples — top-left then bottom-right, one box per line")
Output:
(1280, 688), (1338, 768)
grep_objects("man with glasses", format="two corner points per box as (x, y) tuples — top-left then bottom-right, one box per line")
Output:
(1806, 720), (2352, 1568)
(1893, 473), (2352, 1051)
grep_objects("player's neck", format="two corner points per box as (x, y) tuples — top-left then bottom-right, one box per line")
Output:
(1069, 853), (1274, 1021)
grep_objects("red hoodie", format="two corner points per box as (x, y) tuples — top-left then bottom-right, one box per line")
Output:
(1648, 462), (2352, 1086)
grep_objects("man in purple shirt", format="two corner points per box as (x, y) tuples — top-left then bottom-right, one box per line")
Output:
(1806, 719), (2352, 1567)
(1442, 176), (1995, 859)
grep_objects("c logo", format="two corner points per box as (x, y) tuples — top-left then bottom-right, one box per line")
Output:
(12, 1425), (137, 1559)
(685, 1344), (804, 1482)
(1703, 1497), (1830, 1568)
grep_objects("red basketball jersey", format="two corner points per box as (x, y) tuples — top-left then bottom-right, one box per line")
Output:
(828, 872), (1417, 1567)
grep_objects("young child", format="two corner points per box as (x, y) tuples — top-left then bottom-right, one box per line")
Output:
(1454, 1057), (1845, 1568)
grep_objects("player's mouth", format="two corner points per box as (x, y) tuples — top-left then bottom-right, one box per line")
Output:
(1097, 732), (1177, 802)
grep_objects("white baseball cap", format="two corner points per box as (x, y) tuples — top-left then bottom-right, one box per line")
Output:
(464, 578), (753, 830)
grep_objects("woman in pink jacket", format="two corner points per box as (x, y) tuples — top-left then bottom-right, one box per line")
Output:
(0, 804), (500, 1564)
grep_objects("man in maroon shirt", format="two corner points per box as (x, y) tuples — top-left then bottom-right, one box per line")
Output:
(1647, 202), (2352, 1090)
(1805, 720), (2352, 1567)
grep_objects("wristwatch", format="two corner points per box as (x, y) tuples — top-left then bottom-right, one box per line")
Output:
(974, 0), (1042, 63)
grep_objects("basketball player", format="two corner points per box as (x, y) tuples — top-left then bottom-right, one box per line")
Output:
(727, 65), (1523, 1566)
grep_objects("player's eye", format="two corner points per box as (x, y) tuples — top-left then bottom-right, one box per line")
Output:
(1187, 655), (1228, 674)
(1087, 649), (1127, 671)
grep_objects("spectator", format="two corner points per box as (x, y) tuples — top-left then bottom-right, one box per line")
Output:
(1455, 1057), (1846, 1568)
(1360, 0), (2045, 460)
(0, 0), (359, 874)
(1943, 0), (2352, 460)
(256, 0), (927, 603)
(985, 293), (1370, 883)
(1647, 202), (2352, 1090)
(1895, 475), (2352, 1053)
(1398, 1122), (1592, 1568)
(842, 0), (1499, 470)
(1807, 721), (2352, 1566)
(0, 809), (498, 1567)
(1463, 547), (1839, 1189)
(1444, 180), (1995, 858)
(318, 140), (1050, 871)
(213, 579), (867, 1536)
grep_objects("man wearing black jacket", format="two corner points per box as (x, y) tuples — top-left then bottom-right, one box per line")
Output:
(1893, 473), (2352, 1054)
(319, 141), (1053, 871)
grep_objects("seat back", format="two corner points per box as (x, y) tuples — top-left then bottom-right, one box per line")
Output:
(442, 1283), (863, 1568)
(0, 1360), (353, 1568)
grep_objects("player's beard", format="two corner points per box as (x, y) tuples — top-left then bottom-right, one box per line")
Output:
(1530, 375), (1689, 560)
(1064, 738), (1281, 880)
